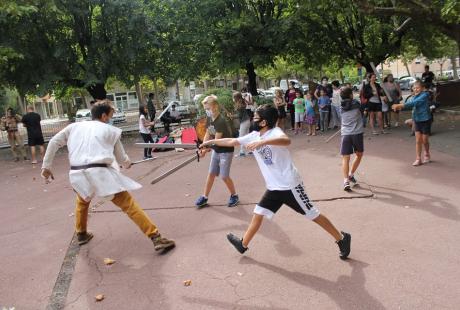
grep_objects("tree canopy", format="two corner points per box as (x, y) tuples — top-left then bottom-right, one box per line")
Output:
(0, 0), (458, 102)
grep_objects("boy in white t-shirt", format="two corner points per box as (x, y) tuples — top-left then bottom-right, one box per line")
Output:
(200, 104), (351, 260)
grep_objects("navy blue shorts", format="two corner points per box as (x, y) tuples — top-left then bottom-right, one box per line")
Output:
(414, 119), (432, 135)
(340, 133), (364, 155)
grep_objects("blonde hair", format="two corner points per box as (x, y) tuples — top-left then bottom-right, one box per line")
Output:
(202, 95), (219, 106)
(275, 89), (283, 97)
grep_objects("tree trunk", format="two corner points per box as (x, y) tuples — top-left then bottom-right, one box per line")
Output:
(135, 81), (144, 106)
(245, 62), (258, 96)
(403, 61), (411, 76)
(175, 80), (180, 100)
(451, 55), (458, 80)
(87, 83), (107, 100)
(17, 94), (26, 114)
(236, 71), (241, 90)
(153, 79), (160, 109)
(361, 62), (373, 75)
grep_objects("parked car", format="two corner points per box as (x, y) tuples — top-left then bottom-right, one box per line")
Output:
(166, 100), (197, 118)
(398, 76), (417, 90)
(75, 108), (126, 123)
(352, 82), (363, 91)
(279, 79), (300, 91)
(75, 109), (92, 122)
(301, 84), (309, 93)
(112, 109), (126, 124)
(262, 90), (275, 99)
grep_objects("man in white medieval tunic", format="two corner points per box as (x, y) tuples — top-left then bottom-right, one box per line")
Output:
(41, 100), (175, 252)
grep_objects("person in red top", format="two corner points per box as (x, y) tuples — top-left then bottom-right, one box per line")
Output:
(284, 81), (297, 130)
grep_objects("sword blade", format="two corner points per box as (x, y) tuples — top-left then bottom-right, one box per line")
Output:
(135, 143), (197, 149)
(131, 157), (157, 165)
(150, 154), (198, 185)
(325, 129), (341, 143)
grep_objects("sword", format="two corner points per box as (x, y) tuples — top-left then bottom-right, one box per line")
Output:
(135, 143), (198, 149)
(132, 157), (157, 165)
(325, 129), (341, 143)
(150, 153), (199, 185)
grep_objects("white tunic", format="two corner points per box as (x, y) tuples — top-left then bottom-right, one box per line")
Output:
(42, 121), (141, 201)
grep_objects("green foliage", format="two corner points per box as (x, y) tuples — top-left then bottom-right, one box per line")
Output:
(196, 88), (235, 117)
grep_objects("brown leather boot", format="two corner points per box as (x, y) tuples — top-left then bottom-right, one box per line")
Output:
(151, 233), (175, 251)
(77, 232), (93, 245)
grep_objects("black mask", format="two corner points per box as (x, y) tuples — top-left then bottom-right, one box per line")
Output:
(251, 120), (265, 132)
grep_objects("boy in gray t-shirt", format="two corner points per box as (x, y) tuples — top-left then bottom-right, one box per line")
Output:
(340, 87), (364, 191)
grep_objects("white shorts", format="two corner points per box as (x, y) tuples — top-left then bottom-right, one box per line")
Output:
(295, 112), (305, 123)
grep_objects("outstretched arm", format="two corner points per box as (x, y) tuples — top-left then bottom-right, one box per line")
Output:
(200, 138), (240, 148)
(41, 125), (71, 182)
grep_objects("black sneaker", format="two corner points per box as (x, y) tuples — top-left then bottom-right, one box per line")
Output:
(348, 175), (357, 184)
(77, 232), (93, 245)
(227, 233), (247, 254)
(337, 232), (351, 260)
(343, 181), (351, 191)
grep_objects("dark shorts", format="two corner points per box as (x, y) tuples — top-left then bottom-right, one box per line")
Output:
(414, 119), (432, 135)
(278, 107), (287, 118)
(254, 184), (320, 220)
(367, 101), (382, 112)
(28, 135), (44, 146)
(340, 133), (364, 155)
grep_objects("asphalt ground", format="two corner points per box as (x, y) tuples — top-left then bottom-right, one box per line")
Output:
(0, 111), (459, 310)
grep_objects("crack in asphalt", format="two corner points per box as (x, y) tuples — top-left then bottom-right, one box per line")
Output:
(89, 193), (375, 213)
(45, 234), (79, 310)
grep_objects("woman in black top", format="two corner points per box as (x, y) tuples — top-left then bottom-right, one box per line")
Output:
(363, 73), (386, 135)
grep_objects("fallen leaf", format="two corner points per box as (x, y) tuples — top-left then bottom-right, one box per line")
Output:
(183, 280), (192, 286)
(104, 258), (116, 265)
(95, 294), (104, 302)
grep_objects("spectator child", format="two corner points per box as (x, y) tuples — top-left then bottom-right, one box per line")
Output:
(340, 88), (364, 191)
(304, 93), (316, 136)
(293, 89), (305, 134)
(318, 89), (331, 132)
(392, 81), (432, 166)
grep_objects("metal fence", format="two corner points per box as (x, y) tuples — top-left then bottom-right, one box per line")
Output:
(0, 111), (194, 149)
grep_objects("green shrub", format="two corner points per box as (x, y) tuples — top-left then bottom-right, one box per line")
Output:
(196, 88), (235, 116)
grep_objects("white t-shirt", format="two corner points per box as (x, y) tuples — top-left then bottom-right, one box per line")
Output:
(237, 127), (302, 190)
(331, 88), (341, 107)
(243, 92), (255, 111)
(139, 115), (150, 134)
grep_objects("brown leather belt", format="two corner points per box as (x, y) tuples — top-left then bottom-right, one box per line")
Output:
(70, 163), (109, 170)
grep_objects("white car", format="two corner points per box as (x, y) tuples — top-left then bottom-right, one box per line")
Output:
(165, 101), (197, 118)
(398, 76), (417, 90)
(262, 90), (275, 98)
(75, 109), (92, 122)
(112, 110), (126, 124)
(75, 108), (126, 123)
